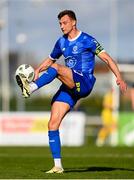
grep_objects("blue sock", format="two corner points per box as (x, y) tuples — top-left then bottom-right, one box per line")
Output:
(48, 130), (61, 159)
(35, 67), (57, 88)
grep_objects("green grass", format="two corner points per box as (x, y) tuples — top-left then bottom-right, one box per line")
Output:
(0, 146), (134, 179)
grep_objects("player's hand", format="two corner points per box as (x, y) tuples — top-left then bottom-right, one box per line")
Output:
(34, 69), (40, 81)
(116, 79), (127, 94)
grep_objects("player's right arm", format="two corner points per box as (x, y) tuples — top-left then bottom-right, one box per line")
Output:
(34, 38), (62, 81)
(34, 57), (55, 80)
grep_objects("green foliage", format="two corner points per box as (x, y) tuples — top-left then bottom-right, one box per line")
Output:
(120, 96), (132, 111)
(1, 95), (103, 114)
(25, 96), (52, 111)
(9, 96), (52, 112)
(77, 95), (103, 115)
(8, 94), (132, 113)
(9, 95), (103, 114)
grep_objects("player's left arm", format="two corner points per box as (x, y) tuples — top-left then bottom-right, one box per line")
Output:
(98, 51), (127, 93)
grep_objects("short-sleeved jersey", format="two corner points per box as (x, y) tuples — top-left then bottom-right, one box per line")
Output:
(49, 31), (104, 74)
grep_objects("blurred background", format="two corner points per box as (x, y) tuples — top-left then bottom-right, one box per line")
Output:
(0, 0), (134, 147)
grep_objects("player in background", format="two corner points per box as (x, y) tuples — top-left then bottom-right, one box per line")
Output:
(96, 88), (117, 146)
(16, 10), (127, 173)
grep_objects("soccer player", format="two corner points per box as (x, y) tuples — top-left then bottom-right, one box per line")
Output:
(96, 88), (117, 146)
(16, 10), (127, 173)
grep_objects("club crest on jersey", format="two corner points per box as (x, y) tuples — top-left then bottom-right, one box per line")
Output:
(65, 56), (77, 68)
(72, 46), (78, 54)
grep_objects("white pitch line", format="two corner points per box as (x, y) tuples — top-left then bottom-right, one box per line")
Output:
(0, 153), (133, 158)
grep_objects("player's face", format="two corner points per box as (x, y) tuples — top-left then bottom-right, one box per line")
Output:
(59, 15), (76, 35)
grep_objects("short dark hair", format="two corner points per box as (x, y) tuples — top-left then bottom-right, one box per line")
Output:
(58, 10), (77, 21)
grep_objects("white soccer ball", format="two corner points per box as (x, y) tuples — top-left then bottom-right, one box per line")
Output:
(15, 64), (35, 82)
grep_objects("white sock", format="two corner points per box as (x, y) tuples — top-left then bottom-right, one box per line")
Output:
(54, 158), (62, 168)
(29, 82), (38, 93)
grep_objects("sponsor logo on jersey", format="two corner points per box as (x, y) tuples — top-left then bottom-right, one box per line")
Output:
(76, 82), (80, 92)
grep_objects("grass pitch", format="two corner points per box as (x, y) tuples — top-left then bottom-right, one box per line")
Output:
(0, 146), (134, 179)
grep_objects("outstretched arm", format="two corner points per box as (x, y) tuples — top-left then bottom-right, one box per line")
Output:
(34, 57), (55, 80)
(98, 51), (127, 93)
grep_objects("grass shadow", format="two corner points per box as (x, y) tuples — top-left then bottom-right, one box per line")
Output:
(64, 166), (134, 173)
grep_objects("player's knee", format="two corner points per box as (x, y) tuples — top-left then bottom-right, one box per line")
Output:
(48, 120), (59, 130)
(51, 63), (59, 72)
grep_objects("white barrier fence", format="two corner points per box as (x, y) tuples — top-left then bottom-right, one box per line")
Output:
(0, 112), (86, 146)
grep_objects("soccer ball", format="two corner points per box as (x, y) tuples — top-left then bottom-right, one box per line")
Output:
(15, 64), (35, 82)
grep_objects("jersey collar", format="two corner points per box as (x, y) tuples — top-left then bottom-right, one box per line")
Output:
(68, 31), (82, 42)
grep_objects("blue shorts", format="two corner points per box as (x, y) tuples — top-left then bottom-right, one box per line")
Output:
(51, 70), (96, 109)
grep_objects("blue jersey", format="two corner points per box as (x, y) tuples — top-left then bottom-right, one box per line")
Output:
(50, 31), (104, 74)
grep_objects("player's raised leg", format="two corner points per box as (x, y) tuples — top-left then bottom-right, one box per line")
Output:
(46, 101), (70, 173)
(35, 63), (75, 90)
(16, 63), (75, 98)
